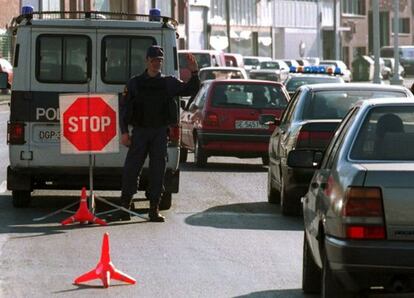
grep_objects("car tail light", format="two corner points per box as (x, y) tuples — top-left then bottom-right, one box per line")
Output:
(7, 122), (25, 145)
(168, 124), (180, 146)
(342, 187), (385, 240)
(204, 112), (219, 127)
(296, 129), (333, 148)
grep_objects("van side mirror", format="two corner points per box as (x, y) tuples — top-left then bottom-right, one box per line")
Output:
(259, 114), (280, 126)
(287, 150), (323, 168)
(0, 72), (8, 89)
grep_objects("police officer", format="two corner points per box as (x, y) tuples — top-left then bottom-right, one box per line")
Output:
(116, 45), (200, 222)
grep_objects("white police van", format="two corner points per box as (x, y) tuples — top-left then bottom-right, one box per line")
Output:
(2, 7), (180, 209)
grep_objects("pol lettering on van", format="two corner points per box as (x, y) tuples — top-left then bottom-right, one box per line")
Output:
(36, 107), (60, 121)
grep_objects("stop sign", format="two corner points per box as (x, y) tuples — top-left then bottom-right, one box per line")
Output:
(60, 94), (119, 154)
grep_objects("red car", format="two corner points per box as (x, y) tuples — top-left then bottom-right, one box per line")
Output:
(180, 79), (289, 167)
(0, 58), (13, 89)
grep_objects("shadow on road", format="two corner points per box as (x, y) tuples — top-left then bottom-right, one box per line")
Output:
(185, 202), (304, 231)
(0, 194), (147, 237)
(180, 161), (267, 173)
(233, 289), (318, 298)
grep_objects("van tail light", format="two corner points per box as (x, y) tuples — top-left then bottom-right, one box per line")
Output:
(204, 112), (219, 127)
(168, 124), (180, 146)
(342, 187), (385, 240)
(296, 129), (333, 148)
(7, 122), (26, 145)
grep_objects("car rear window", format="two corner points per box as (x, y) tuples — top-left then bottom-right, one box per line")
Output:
(350, 106), (414, 160)
(210, 83), (288, 109)
(285, 76), (343, 93)
(302, 90), (407, 120)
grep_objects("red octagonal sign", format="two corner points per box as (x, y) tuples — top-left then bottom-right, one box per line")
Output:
(62, 96), (117, 151)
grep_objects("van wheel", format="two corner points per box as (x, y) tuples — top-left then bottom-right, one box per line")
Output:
(12, 191), (31, 208)
(159, 192), (172, 210)
(302, 233), (321, 293)
(194, 137), (207, 167)
(180, 147), (188, 163)
(267, 168), (280, 204)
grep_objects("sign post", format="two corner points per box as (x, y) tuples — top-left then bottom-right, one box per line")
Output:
(33, 93), (146, 223)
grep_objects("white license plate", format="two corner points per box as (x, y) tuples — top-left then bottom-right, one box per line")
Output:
(235, 120), (268, 129)
(33, 125), (61, 143)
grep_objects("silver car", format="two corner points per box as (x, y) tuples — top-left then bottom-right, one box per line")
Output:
(289, 98), (414, 296)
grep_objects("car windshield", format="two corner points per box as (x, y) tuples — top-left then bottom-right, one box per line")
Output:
(192, 53), (212, 68)
(350, 106), (414, 160)
(199, 69), (245, 81)
(211, 83), (288, 109)
(285, 76), (342, 92)
(302, 90), (407, 120)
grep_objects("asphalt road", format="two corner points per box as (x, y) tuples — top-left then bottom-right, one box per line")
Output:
(0, 90), (412, 297)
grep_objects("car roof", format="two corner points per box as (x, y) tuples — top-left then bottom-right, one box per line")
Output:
(210, 79), (283, 86)
(357, 98), (414, 108)
(200, 66), (245, 71)
(303, 83), (409, 92)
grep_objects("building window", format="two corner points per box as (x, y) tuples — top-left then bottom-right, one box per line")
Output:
(341, 0), (366, 15)
(392, 18), (410, 34)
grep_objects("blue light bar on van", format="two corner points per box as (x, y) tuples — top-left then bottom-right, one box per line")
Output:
(289, 65), (343, 75)
(149, 8), (161, 21)
(21, 5), (34, 15)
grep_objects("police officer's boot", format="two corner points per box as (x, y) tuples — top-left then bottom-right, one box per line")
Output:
(148, 200), (165, 222)
(110, 196), (132, 221)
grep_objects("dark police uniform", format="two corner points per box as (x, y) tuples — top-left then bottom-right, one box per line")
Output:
(119, 69), (200, 219)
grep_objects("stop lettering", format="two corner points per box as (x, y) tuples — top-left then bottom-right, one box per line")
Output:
(62, 97), (117, 151)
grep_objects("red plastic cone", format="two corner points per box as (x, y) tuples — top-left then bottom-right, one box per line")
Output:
(74, 232), (136, 288)
(61, 187), (107, 226)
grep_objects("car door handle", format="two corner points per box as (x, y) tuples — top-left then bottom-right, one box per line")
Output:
(310, 182), (319, 189)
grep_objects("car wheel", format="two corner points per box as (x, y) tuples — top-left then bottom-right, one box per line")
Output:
(267, 168), (280, 204)
(159, 192), (172, 210)
(322, 250), (352, 298)
(262, 155), (269, 165)
(180, 147), (188, 163)
(194, 137), (207, 167)
(12, 190), (31, 208)
(302, 233), (321, 294)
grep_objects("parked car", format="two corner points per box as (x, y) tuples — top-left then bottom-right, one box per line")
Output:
(319, 60), (352, 82)
(180, 79), (289, 167)
(199, 66), (248, 82)
(382, 57), (406, 79)
(243, 56), (272, 73)
(380, 45), (414, 75)
(264, 83), (413, 215)
(294, 98), (414, 296)
(224, 53), (244, 68)
(283, 73), (344, 97)
(249, 60), (290, 82)
(179, 50), (226, 82)
(0, 58), (13, 89)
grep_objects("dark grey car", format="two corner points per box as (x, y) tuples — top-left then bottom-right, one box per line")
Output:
(291, 99), (414, 296)
(265, 83), (413, 215)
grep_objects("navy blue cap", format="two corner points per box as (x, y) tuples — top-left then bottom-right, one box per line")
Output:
(146, 45), (164, 59)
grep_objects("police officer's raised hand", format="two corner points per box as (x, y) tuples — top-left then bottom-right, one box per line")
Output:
(121, 133), (131, 147)
(186, 53), (199, 73)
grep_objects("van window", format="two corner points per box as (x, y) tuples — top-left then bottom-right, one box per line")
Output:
(102, 36), (155, 84)
(36, 35), (91, 83)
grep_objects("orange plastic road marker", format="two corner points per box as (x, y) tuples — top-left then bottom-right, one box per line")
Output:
(61, 187), (107, 226)
(74, 232), (136, 288)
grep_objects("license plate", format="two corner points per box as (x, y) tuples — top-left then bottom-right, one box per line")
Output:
(235, 120), (268, 129)
(33, 125), (60, 143)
